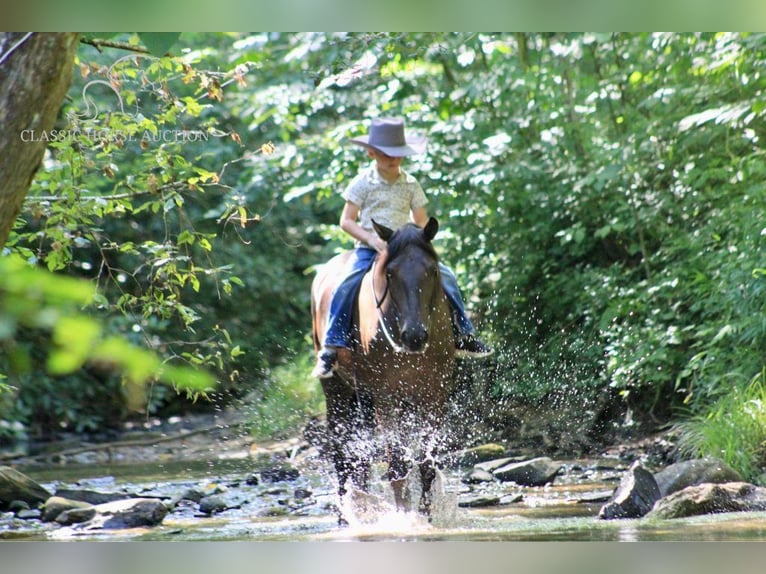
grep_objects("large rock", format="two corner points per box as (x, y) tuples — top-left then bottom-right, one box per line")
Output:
(93, 498), (168, 529)
(462, 467), (495, 484)
(42, 496), (94, 522)
(492, 457), (562, 486)
(0, 466), (52, 508)
(49, 497), (168, 529)
(654, 458), (744, 497)
(647, 482), (766, 519)
(599, 463), (661, 519)
(55, 506), (97, 525)
(54, 487), (130, 505)
(475, 456), (526, 473)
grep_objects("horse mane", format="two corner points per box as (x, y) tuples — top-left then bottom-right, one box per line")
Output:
(385, 223), (439, 264)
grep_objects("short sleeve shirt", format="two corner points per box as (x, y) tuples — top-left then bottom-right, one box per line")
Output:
(342, 163), (428, 246)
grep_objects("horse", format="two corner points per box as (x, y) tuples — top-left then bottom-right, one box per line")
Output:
(311, 217), (456, 523)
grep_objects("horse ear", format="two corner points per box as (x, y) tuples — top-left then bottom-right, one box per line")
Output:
(372, 219), (394, 242)
(423, 217), (439, 241)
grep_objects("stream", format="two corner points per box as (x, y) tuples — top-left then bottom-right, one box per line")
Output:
(6, 447), (766, 542)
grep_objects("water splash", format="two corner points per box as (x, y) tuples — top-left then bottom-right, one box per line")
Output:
(338, 467), (459, 536)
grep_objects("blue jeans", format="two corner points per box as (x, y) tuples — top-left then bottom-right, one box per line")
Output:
(323, 247), (476, 348)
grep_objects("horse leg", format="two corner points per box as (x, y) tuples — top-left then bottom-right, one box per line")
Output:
(417, 428), (443, 519)
(322, 380), (360, 525)
(418, 458), (436, 518)
(386, 440), (412, 511)
(348, 387), (374, 492)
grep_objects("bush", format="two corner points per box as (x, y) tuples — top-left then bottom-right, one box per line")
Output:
(674, 369), (766, 483)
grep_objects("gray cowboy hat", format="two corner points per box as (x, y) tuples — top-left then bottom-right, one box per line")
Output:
(349, 117), (427, 157)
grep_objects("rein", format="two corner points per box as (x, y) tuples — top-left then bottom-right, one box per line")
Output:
(371, 259), (405, 353)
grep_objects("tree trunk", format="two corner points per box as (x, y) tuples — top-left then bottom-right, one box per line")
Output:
(0, 32), (79, 248)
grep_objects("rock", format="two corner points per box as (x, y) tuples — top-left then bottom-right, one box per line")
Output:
(260, 462), (300, 483)
(492, 457), (563, 486)
(179, 488), (204, 503)
(92, 498), (168, 529)
(462, 468), (495, 484)
(0, 466), (52, 508)
(8, 500), (29, 513)
(200, 482), (228, 496)
(42, 496), (94, 522)
(654, 458), (744, 497)
(55, 506), (97, 525)
(577, 490), (614, 504)
(447, 444), (508, 467)
(294, 487), (313, 500)
(16, 508), (41, 520)
(54, 488), (130, 505)
(458, 494), (501, 508)
(475, 456), (524, 473)
(245, 473), (260, 486)
(198, 495), (227, 515)
(647, 482), (766, 520)
(598, 463), (661, 519)
(499, 492), (524, 504)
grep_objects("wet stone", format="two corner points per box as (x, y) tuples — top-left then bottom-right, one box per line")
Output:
(42, 496), (94, 522)
(458, 494), (501, 508)
(56, 506), (97, 525)
(447, 444), (508, 468)
(8, 500), (30, 513)
(577, 490), (614, 504)
(493, 457), (563, 487)
(654, 458), (744, 497)
(95, 498), (168, 529)
(499, 492), (524, 505)
(598, 463), (660, 520)
(0, 466), (52, 508)
(294, 487), (313, 500)
(647, 482), (766, 520)
(199, 495), (227, 515)
(54, 488), (130, 505)
(462, 468), (495, 484)
(16, 508), (41, 520)
(260, 463), (300, 483)
(180, 488), (204, 503)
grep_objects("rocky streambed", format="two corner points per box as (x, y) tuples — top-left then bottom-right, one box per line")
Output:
(3, 420), (766, 541)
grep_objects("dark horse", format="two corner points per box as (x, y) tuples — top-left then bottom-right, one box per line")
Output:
(311, 217), (455, 523)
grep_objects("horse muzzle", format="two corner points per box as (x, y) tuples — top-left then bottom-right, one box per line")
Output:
(399, 324), (429, 354)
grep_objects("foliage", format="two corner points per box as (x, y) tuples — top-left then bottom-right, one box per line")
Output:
(674, 370), (766, 483)
(244, 352), (325, 441)
(0, 255), (214, 436)
(2, 33), (765, 466)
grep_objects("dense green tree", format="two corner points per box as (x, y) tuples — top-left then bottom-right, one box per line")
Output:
(1, 33), (765, 476)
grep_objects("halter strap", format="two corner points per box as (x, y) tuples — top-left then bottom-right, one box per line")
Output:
(371, 259), (405, 353)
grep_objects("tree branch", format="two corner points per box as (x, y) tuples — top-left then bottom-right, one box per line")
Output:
(80, 38), (150, 55)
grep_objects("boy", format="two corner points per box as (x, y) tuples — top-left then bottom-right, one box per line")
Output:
(312, 117), (491, 379)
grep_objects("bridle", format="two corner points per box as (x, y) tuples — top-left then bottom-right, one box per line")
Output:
(371, 255), (439, 354)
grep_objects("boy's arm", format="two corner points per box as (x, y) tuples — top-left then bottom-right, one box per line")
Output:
(411, 206), (428, 227)
(340, 200), (387, 253)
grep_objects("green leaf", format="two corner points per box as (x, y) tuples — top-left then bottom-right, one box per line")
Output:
(48, 316), (102, 374)
(138, 32), (181, 57)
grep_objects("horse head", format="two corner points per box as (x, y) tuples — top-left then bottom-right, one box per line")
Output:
(371, 217), (442, 354)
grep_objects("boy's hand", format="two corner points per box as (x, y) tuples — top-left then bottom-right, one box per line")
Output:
(368, 234), (387, 254)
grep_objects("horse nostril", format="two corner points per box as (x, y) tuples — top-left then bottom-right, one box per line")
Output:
(401, 325), (428, 352)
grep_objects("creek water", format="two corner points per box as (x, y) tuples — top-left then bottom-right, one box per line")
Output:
(8, 453), (766, 542)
